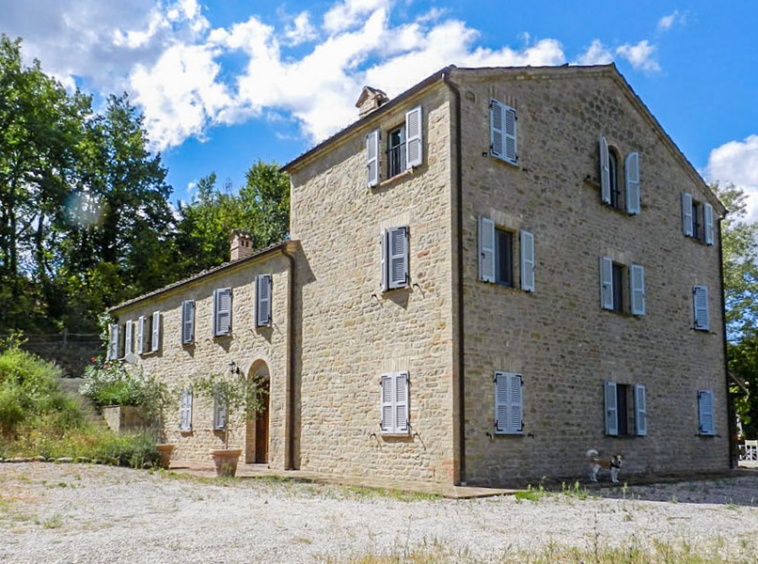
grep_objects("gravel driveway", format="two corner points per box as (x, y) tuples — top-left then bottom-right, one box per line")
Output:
(1, 463), (758, 563)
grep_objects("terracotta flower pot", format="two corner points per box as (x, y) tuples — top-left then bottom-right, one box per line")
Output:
(209, 449), (242, 477)
(156, 444), (175, 470)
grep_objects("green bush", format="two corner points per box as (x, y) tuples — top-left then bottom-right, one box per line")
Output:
(80, 358), (170, 416)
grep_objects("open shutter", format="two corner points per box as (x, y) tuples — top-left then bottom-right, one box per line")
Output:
(380, 231), (388, 292)
(151, 311), (161, 352)
(600, 257), (614, 310)
(394, 372), (409, 433)
(125, 320), (133, 356)
(182, 300), (195, 345)
(256, 274), (272, 327)
(520, 230), (535, 292)
(604, 381), (618, 436)
(704, 203), (714, 245)
(625, 152), (640, 214)
(629, 265), (646, 316)
(109, 324), (119, 360)
(693, 285), (710, 331)
(508, 373), (524, 434)
(367, 129), (380, 187)
(489, 99), (504, 158)
(380, 374), (394, 433)
(504, 105), (517, 164)
(494, 371), (508, 433)
(214, 392), (227, 430)
(405, 106), (422, 168)
(681, 193), (693, 236)
(698, 390), (715, 435)
(388, 226), (409, 289)
(634, 384), (647, 436)
(599, 137), (611, 204)
(137, 316), (145, 354)
(479, 217), (495, 283)
(180, 389), (193, 431)
(214, 288), (232, 336)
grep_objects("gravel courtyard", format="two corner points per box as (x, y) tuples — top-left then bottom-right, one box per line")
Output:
(2, 463), (758, 563)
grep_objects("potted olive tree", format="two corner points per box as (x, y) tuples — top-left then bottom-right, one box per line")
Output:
(189, 367), (266, 477)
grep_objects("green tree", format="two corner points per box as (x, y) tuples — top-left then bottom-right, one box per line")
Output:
(237, 160), (290, 248)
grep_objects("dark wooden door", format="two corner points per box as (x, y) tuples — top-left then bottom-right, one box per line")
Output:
(255, 382), (269, 464)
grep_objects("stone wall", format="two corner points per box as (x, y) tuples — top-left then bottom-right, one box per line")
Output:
(451, 67), (729, 485)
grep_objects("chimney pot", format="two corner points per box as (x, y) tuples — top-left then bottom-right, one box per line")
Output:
(230, 230), (254, 261)
(356, 86), (389, 118)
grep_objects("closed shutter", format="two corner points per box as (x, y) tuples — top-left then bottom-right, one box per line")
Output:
(214, 392), (227, 430)
(388, 226), (409, 289)
(380, 374), (394, 433)
(520, 230), (535, 292)
(152, 311), (161, 352)
(489, 99), (504, 158)
(604, 381), (618, 436)
(625, 152), (640, 214)
(494, 372), (508, 433)
(693, 285), (709, 331)
(180, 389), (193, 431)
(629, 265), (646, 316)
(182, 300), (194, 345)
(704, 203), (714, 245)
(698, 390), (715, 435)
(367, 129), (380, 187)
(600, 257), (614, 310)
(634, 384), (647, 436)
(599, 136), (611, 204)
(125, 320), (133, 355)
(380, 231), (388, 292)
(508, 373), (523, 434)
(214, 288), (232, 336)
(681, 193), (693, 236)
(504, 105), (517, 164)
(478, 216), (495, 283)
(109, 324), (119, 360)
(394, 372), (409, 433)
(137, 316), (145, 354)
(405, 106), (423, 168)
(256, 274), (272, 327)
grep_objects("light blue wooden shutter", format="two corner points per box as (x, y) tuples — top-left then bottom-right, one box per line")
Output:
(634, 384), (647, 436)
(504, 105), (517, 164)
(479, 217), (495, 283)
(704, 203), (714, 245)
(394, 372), (409, 433)
(388, 226), (409, 289)
(600, 257), (614, 310)
(182, 300), (194, 345)
(520, 230), (535, 292)
(681, 193), (693, 236)
(367, 129), (380, 187)
(214, 288), (232, 336)
(151, 311), (161, 352)
(214, 392), (227, 430)
(137, 316), (145, 354)
(256, 274), (272, 327)
(489, 99), (504, 158)
(380, 231), (388, 292)
(625, 152), (640, 214)
(405, 106), (422, 168)
(698, 390), (715, 435)
(125, 320), (133, 355)
(180, 389), (193, 431)
(380, 374), (393, 433)
(109, 324), (119, 360)
(629, 265), (645, 316)
(494, 371), (508, 433)
(604, 381), (618, 436)
(599, 137), (611, 204)
(693, 285), (709, 331)
(508, 373), (523, 434)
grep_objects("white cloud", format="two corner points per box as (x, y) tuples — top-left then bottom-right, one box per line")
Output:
(657, 10), (686, 31)
(705, 135), (758, 221)
(574, 39), (613, 66)
(283, 12), (318, 46)
(616, 40), (661, 73)
(322, 0), (392, 35)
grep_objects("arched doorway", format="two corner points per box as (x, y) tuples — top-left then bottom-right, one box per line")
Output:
(246, 360), (270, 465)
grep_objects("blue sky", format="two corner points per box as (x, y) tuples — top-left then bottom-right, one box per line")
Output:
(2, 0), (757, 217)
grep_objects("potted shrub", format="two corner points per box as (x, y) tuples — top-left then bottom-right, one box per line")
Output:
(189, 367), (266, 477)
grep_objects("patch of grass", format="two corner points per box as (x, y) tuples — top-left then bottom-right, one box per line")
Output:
(560, 481), (592, 500)
(40, 514), (64, 529)
(515, 483), (550, 502)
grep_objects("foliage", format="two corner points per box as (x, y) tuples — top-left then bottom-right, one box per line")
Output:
(189, 370), (267, 448)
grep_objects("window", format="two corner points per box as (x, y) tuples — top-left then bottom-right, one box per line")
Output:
(601, 259), (645, 315)
(495, 229), (513, 287)
(180, 389), (193, 431)
(604, 382), (647, 436)
(692, 201), (702, 240)
(698, 390), (715, 435)
(682, 193), (714, 245)
(612, 263), (624, 312)
(479, 217), (535, 292)
(494, 371), (523, 434)
(608, 149), (620, 210)
(387, 125), (406, 178)
(181, 300), (195, 345)
(213, 288), (232, 336)
(380, 226), (409, 291)
(380, 372), (409, 434)
(490, 99), (517, 164)
(693, 285), (710, 331)
(256, 275), (272, 327)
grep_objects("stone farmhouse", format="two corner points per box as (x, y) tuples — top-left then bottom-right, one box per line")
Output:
(107, 64), (730, 487)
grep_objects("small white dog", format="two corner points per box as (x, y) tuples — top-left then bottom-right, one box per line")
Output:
(586, 449), (623, 483)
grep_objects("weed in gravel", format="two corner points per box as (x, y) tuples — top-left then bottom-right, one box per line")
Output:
(39, 514), (63, 529)
(515, 483), (549, 502)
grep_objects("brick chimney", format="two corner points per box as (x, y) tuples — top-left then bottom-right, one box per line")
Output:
(355, 86), (389, 118)
(230, 230), (253, 261)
